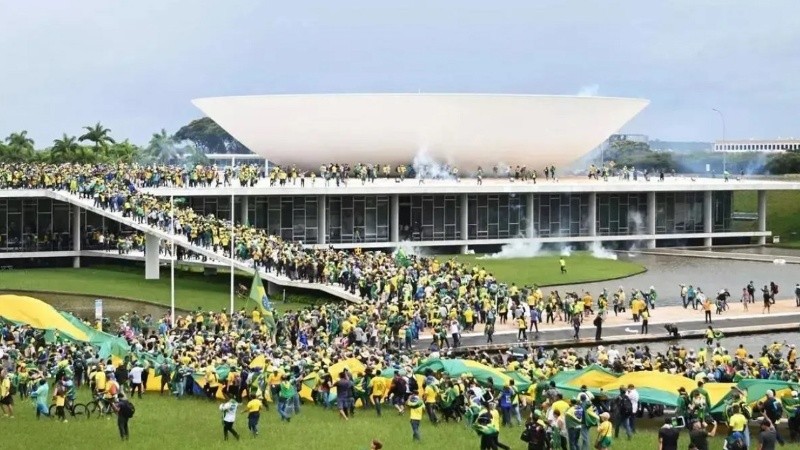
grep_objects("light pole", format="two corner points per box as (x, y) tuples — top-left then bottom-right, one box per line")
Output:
(712, 108), (727, 174)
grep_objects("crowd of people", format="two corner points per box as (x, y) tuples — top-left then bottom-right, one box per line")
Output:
(0, 162), (798, 449)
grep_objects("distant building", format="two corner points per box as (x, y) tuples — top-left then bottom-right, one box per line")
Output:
(609, 133), (649, 144)
(713, 139), (800, 153)
(649, 140), (712, 154)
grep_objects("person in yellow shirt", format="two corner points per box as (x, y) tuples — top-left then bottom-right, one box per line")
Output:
(53, 380), (67, 422)
(369, 376), (387, 416)
(242, 394), (262, 437)
(423, 382), (439, 424)
(407, 394), (424, 440)
(595, 412), (612, 449)
(205, 366), (219, 399)
(0, 370), (14, 418)
(94, 369), (108, 396)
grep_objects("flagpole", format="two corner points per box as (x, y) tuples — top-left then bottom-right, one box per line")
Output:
(170, 194), (175, 326)
(230, 192), (235, 314)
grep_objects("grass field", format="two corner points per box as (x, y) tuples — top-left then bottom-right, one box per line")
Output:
(439, 252), (646, 287)
(734, 190), (800, 242)
(0, 264), (331, 313)
(3, 390), (733, 450)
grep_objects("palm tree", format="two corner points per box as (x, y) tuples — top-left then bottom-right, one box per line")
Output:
(51, 134), (80, 162)
(144, 129), (185, 164)
(4, 131), (35, 162)
(79, 122), (115, 155)
(107, 140), (140, 163)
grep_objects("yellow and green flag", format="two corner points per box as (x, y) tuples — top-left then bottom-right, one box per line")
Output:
(249, 272), (276, 334)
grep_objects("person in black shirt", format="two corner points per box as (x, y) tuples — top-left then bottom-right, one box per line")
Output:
(688, 419), (716, 450)
(657, 418), (680, 450)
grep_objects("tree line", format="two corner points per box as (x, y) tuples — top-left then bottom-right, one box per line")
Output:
(0, 117), (248, 165)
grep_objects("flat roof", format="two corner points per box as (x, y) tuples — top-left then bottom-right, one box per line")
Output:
(136, 176), (800, 197)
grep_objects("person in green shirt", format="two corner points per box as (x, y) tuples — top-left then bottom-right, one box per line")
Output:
(278, 375), (296, 422)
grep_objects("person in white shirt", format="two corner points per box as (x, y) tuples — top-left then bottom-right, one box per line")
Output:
(128, 363), (144, 399)
(626, 384), (640, 434)
(219, 399), (240, 441)
(449, 320), (461, 348)
(607, 346), (620, 364)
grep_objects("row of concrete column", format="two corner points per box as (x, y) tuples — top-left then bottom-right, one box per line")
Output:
(68, 190), (770, 277)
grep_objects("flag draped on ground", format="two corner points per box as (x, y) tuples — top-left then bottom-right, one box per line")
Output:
(249, 272), (276, 334)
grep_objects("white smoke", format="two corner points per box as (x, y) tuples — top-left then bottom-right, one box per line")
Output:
(394, 241), (429, 257)
(479, 238), (543, 259)
(412, 148), (455, 180)
(590, 241), (618, 260)
(577, 84), (600, 97)
(629, 211), (645, 234)
(560, 245), (573, 257)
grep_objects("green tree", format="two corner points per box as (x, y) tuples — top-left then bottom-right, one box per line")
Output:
(175, 117), (248, 154)
(765, 150), (800, 174)
(3, 131), (35, 162)
(51, 134), (81, 163)
(605, 138), (677, 171)
(78, 122), (115, 155)
(107, 140), (140, 163)
(142, 129), (190, 164)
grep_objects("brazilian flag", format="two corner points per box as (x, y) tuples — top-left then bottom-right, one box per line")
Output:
(249, 272), (276, 334)
(395, 248), (411, 268)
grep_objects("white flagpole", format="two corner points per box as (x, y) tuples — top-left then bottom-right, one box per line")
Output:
(170, 194), (175, 326)
(230, 192), (235, 314)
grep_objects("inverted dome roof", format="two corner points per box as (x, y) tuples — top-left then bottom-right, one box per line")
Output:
(192, 93), (649, 169)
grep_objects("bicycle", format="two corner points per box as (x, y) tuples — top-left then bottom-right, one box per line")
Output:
(49, 398), (90, 419)
(86, 395), (116, 419)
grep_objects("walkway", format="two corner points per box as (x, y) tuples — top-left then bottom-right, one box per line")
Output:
(424, 298), (800, 350)
(45, 190), (363, 303)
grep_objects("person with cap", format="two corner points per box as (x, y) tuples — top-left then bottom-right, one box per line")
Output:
(407, 393), (424, 441)
(787, 390), (800, 442)
(595, 411), (612, 450)
(762, 390), (785, 445)
(219, 397), (240, 441)
(129, 361), (144, 399)
(658, 417), (680, 450)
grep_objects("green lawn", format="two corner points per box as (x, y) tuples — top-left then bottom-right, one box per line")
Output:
(4, 390), (732, 450)
(0, 264), (332, 313)
(734, 190), (800, 242)
(438, 252), (645, 287)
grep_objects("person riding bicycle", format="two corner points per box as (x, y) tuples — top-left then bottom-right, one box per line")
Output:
(100, 373), (120, 413)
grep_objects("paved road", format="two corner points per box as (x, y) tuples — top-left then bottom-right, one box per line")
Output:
(545, 253), (800, 307)
(417, 312), (800, 350)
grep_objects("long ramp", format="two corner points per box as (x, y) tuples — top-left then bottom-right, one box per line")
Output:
(39, 190), (363, 304)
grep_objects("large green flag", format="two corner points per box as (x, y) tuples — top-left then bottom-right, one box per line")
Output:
(249, 272), (276, 334)
(394, 248), (411, 268)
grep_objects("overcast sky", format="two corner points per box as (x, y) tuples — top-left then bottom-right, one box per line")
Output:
(2, 0), (798, 147)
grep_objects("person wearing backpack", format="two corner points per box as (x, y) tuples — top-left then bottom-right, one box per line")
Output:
(612, 388), (633, 440)
(763, 390), (785, 445)
(521, 410), (548, 450)
(114, 392), (135, 441)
